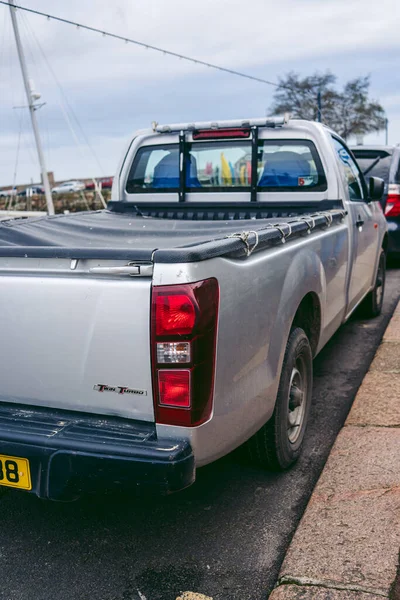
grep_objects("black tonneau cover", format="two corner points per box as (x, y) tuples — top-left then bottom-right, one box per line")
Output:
(0, 202), (345, 263)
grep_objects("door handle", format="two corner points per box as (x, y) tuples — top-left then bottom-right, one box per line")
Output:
(88, 264), (153, 276)
(356, 217), (365, 228)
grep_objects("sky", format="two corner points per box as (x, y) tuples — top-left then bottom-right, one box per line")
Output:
(0, 0), (399, 187)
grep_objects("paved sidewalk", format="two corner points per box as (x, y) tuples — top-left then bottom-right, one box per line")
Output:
(270, 302), (400, 600)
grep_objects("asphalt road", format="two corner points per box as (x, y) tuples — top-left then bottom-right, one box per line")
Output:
(1, 268), (399, 600)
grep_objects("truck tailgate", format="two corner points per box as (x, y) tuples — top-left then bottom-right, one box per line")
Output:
(0, 267), (154, 421)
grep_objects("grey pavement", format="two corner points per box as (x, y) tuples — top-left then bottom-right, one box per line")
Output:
(271, 288), (400, 600)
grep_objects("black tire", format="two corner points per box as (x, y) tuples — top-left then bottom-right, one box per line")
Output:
(246, 327), (313, 471)
(360, 249), (386, 318)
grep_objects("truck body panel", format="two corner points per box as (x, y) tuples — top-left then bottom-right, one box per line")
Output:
(0, 118), (388, 498)
(153, 222), (349, 465)
(0, 271), (154, 421)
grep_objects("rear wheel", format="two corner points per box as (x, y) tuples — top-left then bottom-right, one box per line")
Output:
(361, 249), (386, 318)
(246, 327), (313, 471)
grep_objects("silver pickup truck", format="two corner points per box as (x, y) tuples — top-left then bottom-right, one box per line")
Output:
(0, 117), (387, 500)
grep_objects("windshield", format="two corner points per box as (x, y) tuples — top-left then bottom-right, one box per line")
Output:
(125, 138), (327, 194)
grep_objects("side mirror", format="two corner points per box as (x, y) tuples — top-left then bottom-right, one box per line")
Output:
(369, 176), (385, 202)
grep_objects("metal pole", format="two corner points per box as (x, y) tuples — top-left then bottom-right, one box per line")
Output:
(385, 118), (389, 145)
(317, 91), (322, 123)
(9, 0), (54, 215)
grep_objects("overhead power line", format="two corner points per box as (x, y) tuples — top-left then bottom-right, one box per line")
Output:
(1, 0), (327, 127)
(0, 0), (284, 90)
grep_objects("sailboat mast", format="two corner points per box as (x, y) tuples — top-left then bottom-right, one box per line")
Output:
(9, 0), (54, 215)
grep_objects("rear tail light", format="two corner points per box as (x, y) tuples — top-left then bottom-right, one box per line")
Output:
(156, 342), (191, 364)
(385, 184), (400, 217)
(158, 370), (191, 408)
(158, 370), (191, 407)
(155, 294), (196, 335)
(151, 278), (219, 427)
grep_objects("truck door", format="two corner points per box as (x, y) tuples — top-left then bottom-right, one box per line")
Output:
(331, 137), (380, 312)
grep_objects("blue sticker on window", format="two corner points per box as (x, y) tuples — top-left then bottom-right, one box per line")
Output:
(337, 148), (350, 165)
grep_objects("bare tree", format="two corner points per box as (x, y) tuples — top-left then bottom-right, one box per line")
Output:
(270, 72), (386, 140)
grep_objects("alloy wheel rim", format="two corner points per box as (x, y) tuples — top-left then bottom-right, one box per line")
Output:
(287, 359), (307, 444)
(376, 257), (384, 307)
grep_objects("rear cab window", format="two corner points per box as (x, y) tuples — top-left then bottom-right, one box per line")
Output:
(257, 141), (326, 191)
(126, 145), (179, 192)
(125, 137), (327, 196)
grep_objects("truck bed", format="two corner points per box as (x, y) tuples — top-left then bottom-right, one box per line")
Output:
(0, 201), (345, 262)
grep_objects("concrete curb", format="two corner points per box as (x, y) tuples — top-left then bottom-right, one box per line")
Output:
(269, 302), (400, 600)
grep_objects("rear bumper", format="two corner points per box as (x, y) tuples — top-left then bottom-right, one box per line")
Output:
(0, 403), (195, 501)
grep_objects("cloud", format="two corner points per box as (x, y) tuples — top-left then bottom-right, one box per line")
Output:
(0, 0), (399, 184)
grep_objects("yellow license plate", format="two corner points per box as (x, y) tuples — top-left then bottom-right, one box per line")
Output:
(0, 454), (31, 490)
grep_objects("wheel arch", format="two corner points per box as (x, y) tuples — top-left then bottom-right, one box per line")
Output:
(291, 292), (322, 357)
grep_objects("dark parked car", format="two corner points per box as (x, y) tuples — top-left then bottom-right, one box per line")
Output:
(352, 145), (400, 256)
(17, 186), (45, 197)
